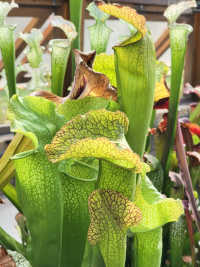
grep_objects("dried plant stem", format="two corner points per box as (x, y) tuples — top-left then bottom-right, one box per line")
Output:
(175, 121), (200, 232)
(184, 202), (196, 267)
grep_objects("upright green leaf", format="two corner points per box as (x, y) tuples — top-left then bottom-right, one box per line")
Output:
(70, 0), (83, 50)
(134, 228), (162, 267)
(70, 0), (83, 75)
(96, 4), (173, 267)
(49, 97), (118, 266)
(0, 1), (18, 97)
(161, 3), (195, 266)
(169, 216), (187, 267)
(161, 23), (193, 175)
(45, 108), (148, 267)
(50, 39), (71, 96)
(114, 34), (156, 157)
(2, 183), (20, 211)
(0, 25), (17, 98)
(0, 226), (24, 256)
(87, 2), (112, 54)
(97, 2), (155, 157)
(8, 96), (65, 267)
(51, 17), (77, 96)
(20, 29), (43, 68)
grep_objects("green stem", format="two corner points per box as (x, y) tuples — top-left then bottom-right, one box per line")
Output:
(2, 183), (21, 212)
(161, 23), (193, 177)
(70, 0), (83, 75)
(0, 226), (24, 255)
(0, 25), (16, 98)
(51, 39), (71, 96)
(133, 228), (162, 267)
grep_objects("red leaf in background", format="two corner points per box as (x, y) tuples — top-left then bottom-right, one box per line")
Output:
(158, 113), (168, 133)
(184, 122), (200, 137)
(149, 113), (168, 135)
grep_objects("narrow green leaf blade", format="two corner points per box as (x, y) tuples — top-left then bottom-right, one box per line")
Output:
(50, 39), (71, 96)
(2, 183), (20, 212)
(70, 0), (83, 75)
(161, 23), (193, 172)
(87, 2), (112, 54)
(20, 29), (43, 68)
(51, 18), (77, 96)
(0, 25), (16, 98)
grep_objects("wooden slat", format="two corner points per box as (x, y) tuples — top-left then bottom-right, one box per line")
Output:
(15, 0), (64, 7)
(154, 28), (170, 59)
(109, 0), (168, 6)
(0, 134), (13, 144)
(9, 7), (52, 17)
(156, 38), (170, 58)
(85, 0), (167, 15)
(155, 28), (169, 49)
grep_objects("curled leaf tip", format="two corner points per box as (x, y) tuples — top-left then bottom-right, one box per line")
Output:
(0, 0), (18, 26)
(87, 1), (110, 21)
(164, 0), (197, 24)
(51, 15), (77, 41)
(73, 49), (96, 67)
(20, 29), (43, 68)
(69, 53), (117, 100)
(45, 109), (149, 174)
(88, 189), (142, 245)
(96, 1), (147, 37)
